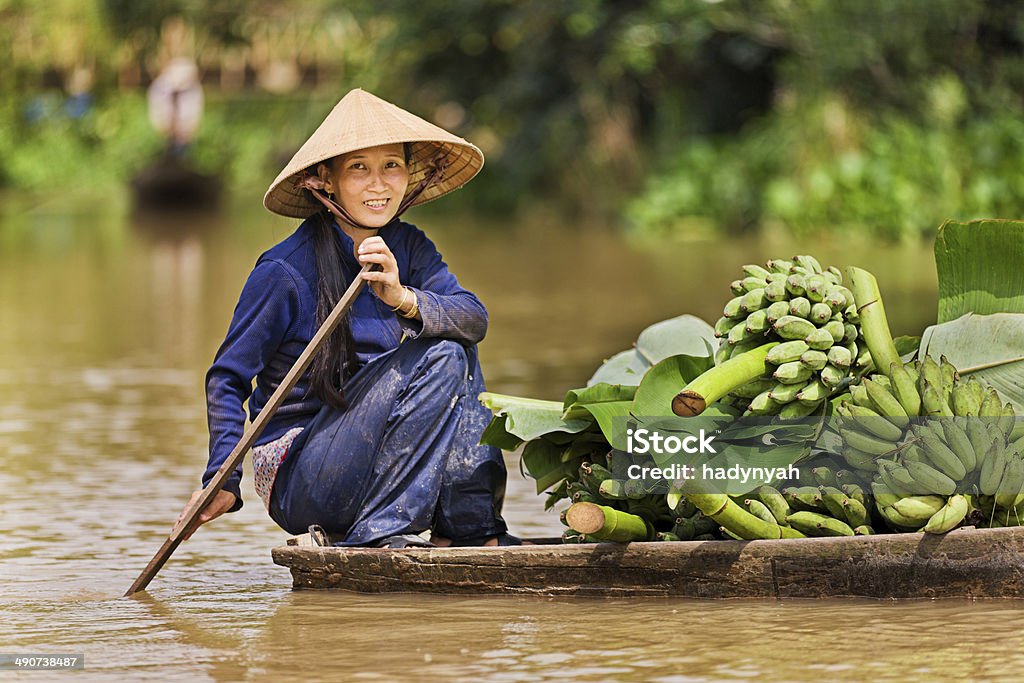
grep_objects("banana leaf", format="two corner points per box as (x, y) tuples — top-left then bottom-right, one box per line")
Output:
(919, 312), (1024, 412)
(920, 219), (1024, 411)
(935, 219), (1024, 322)
(587, 314), (716, 387)
(478, 393), (591, 448)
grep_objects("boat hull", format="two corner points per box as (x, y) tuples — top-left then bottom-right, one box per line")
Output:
(271, 526), (1024, 598)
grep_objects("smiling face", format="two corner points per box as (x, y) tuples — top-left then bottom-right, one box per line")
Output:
(320, 143), (410, 229)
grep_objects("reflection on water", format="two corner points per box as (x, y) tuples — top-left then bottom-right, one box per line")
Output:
(0, 197), (986, 681)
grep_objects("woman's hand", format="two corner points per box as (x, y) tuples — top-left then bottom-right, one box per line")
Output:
(177, 488), (237, 540)
(356, 236), (406, 309)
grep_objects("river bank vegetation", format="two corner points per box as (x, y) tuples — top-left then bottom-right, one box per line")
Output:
(2, 0), (1022, 239)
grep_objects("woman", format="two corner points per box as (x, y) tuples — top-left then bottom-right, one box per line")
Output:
(180, 89), (516, 547)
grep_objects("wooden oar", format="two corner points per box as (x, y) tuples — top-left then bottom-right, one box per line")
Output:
(125, 263), (377, 596)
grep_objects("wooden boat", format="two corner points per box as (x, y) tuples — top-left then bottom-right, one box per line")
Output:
(131, 153), (221, 210)
(272, 525), (1024, 599)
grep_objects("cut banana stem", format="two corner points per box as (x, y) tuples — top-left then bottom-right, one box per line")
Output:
(565, 502), (649, 542)
(673, 342), (779, 416)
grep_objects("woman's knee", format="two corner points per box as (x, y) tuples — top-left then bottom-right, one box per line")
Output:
(421, 338), (469, 377)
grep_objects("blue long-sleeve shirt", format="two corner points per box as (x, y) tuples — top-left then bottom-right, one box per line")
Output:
(203, 217), (488, 508)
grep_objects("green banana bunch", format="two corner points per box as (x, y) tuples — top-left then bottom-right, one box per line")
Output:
(837, 355), (1018, 534)
(715, 255), (865, 416)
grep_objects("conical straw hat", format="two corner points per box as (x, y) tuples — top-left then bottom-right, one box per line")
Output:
(264, 89), (484, 218)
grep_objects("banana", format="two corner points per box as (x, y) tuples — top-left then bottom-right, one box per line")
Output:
(999, 402), (1016, 438)
(598, 479), (627, 499)
(842, 497), (869, 527)
(766, 340), (811, 365)
(714, 316), (737, 338)
(842, 446), (880, 472)
(854, 525), (874, 535)
(919, 356), (944, 395)
(840, 403), (905, 441)
(994, 454), (1024, 510)
(826, 265), (843, 282)
(979, 436), (1008, 496)
(744, 498), (777, 525)
(844, 305), (860, 323)
(870, 481), (901, 508)
(715, 343), (731, 366)
(863, 378), (910, 427)
(728, 321), (754, 346)
(768, 381), (807, 404)
(939, 355), (958, 401)
(951, 382), (982, 417)
(824, 287), (847, 312)
(901, 442), (927, 463)
(844, 323), (860, 343)
(755, 486), (791, 524)
(740, 288), (767, 313)
(796, 380), (830, 405)
(765, 300), (792, 324)
(892, 465), (929, 495)
(785, 274), (807, 298)
(892, 495), (946, 521)
(773, 360), (814, 385)
(923, 494), (969, 534)
(905, 460), (957, 496)
(800, 350), (829, 371)
(747, 389), (780, 415)
(741, 276), (767, 292)
(827, 345), (853, 369)
(850, 384), (873, 409)
(743, 264), (771, 279)
(764, 279), (788, 302)
(889, 362), (922, 418)
(823, 320), (847, 343)
(779, 400), (821, 418)
(774, 315), (817, 341)
(811, 467), (838, 487)
(967, 418), (995, 468)
(841, 427), (899, 456)
(810, 302), (833, 324)
(854, 344), (872, 369)
(794, 255), (823, 274)
(788, 297), (812, 319)
(942, 419), (977, 473)
(880, 505), (927, 530)
(730, 280), (746, 296)
(913, 426), (968, 480)
(920, 380), (954, 417)
(841, 483), (867, 505)
(784, 486), (825, 512)
(820, 364), (846, 388)
(732, 378), (777, 399)
(723, 295), (745, 319)
(768, 258), (793, 273)
(805, 274), (828, 303)
(817, 486), (849, 519)
(805, 327), (835, 351)
(786, 511), (854, 536)
(744, 309), (770, 334)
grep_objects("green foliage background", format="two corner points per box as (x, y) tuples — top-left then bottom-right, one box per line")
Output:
(2, 0), (1023, 239)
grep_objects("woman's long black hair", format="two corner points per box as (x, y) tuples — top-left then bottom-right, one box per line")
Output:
(309, 210), (358, 410)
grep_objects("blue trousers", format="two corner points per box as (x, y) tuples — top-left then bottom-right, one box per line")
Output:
(268, 337), (508, 545)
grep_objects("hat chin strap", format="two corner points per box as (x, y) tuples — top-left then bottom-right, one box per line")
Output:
(298, 154), (449, 231)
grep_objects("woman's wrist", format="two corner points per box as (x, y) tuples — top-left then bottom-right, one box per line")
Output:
(389, 286), (419, 318)
(399, 288), (419, 319)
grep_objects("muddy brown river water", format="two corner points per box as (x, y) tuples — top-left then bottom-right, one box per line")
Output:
(2, 195), (1020, 681)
